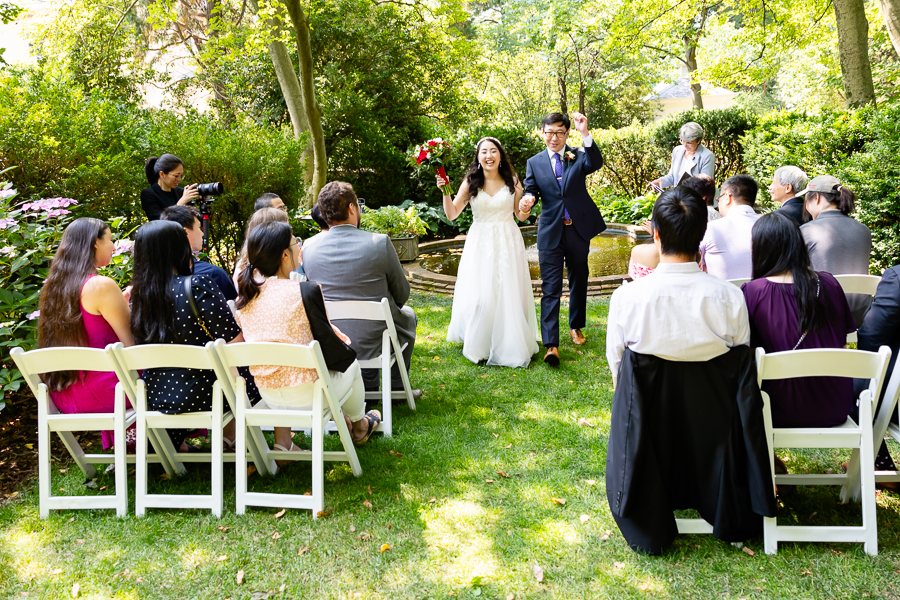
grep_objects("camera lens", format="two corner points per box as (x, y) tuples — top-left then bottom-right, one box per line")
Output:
(197, 182), (223, 196)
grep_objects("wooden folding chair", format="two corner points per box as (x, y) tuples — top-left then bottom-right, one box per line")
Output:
(109, 342), (228, 517)
(756, 346), (891, 556)
(10, 345), (131, 517)
(325, 298), (416, 437)
(212, 339), (362, 517)
(834, 274), (881, 343)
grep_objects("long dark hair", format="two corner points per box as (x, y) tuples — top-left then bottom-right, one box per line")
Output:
(144, 153), (183, 186)
(465, 137), (518, 200)
(38, 218), (110, 391)
(751, 212), (825, 334)
(807, 186), (856, 215)
(235, 221), (294, 310)
(130, 220), (193, 344)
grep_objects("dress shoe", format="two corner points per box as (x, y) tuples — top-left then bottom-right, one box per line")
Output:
(544, 347), (560, 366)
(570, 329), (586, 346)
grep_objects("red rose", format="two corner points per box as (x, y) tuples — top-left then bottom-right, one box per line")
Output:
(417, 149), (428, 164)
(428, 141), (437, 147)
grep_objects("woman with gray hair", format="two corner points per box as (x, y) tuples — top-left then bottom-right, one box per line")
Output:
(649, 122), (715, 190)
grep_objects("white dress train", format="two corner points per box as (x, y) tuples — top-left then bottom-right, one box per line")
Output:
(447, 187), (540, 367)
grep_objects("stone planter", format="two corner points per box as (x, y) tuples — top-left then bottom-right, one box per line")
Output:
(391, 235), (419, 263)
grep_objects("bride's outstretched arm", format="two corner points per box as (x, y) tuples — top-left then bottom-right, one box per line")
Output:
(439, 175), (470, 221)
(513, 179), (530, 222)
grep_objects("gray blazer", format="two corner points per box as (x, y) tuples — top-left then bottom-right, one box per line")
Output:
(801, 210), (873, 326)
(659, 144), (715, 188)
(300, 225), (416, 361)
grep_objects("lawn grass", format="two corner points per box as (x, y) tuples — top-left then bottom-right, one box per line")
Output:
(1, 291), (900, 599)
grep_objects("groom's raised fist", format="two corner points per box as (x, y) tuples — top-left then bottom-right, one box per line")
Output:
(571, 112), (589, 136)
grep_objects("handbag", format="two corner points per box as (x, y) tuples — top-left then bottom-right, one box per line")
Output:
(298, 280), (357, 373)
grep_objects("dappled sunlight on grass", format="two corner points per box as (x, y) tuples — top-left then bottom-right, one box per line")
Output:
(419, 499), (502, 586)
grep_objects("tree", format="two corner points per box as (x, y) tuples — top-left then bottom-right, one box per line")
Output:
(833, 0), (876, 106)
(877, 0), (900, 58)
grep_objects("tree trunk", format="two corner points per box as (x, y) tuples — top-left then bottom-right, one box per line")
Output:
(206, 0), (234, 124)
(834, 0), (877, 107)
(282, 0), (327, 202)
(877, 0), (900, 58)
(683, 38), (704, 110)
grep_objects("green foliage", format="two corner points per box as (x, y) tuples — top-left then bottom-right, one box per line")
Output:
(592, 123), (668, 200)
(653, 107), (757, 183)
(360, 205), (427, 238)
(398, 200), (453, 236)
(0, 66), (308, 269)
(597, 191), (657, 225)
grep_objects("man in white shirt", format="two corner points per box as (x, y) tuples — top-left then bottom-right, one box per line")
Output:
(699, 175), (761, 281)
(606, 187), (750, 385)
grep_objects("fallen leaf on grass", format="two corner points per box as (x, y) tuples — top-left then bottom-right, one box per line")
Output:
(585, 479), (596, 486)
(387, 524), (393, 530)
(551, 497), (566, 505)
(247, 465), (257, 477)
(68, 517), (74, 523)
(216, 555), (228, 562)
(497, 471), (509, 478)
(480, 374), (488, 378)
(492, 433), (499, 438)
(531, 563), (544, 583)
(60, 468), (68, 474)
(639, 583), (649, 591)
(506, 595), (516, 600)
(580, 514), (590, 523)
(599, 530), (612, 541)
(504, 443), (512, 449)
(274, 509), (286, 519)
(236, 570), (244, 585)
(379, 544), (391, 553)
(801, 570), (812, 576)
(316, 511), (329, 518)
(614, 561), (625, 569)
(98, 486), (107, 492)
(51, 568), (63, 575)
(218, 526), (231, 532)
(363, 499), (373, 509)
(485, 479), (495, 484)
(135, 577), (143, 583)
(297, 546), (311, 555)
(367, 486), (372, 495)
(75, 539), (85, 544)
(272, 531), (281, 540)
(71, 583), (79, 598)
(24, 443), (33, 450)
(428, 498), (436, 503)
(159, 473), (170, 481)
(349, 525), (356, 532)
(359, 533), (372, 541)
(577, 418), (594, 427)
(742, 547), (755, 556)
(389, 450), (403, 458)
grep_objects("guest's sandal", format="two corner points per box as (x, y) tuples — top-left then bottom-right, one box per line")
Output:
(353, 410), (382, 446)
(273, 442), (302, 467)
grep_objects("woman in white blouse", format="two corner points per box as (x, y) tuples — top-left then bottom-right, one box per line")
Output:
(650, 122), (715, 190)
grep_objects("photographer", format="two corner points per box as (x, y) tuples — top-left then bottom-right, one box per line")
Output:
(141, 154), (200, 221)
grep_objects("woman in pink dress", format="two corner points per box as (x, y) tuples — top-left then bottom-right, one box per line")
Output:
(38, 218), (135, 449)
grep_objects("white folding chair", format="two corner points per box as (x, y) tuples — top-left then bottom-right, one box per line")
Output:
(727, 278), (750, 287)
(756, 346), (891, 556)
(109, 342), (228, 517)
(10, 345), (131, 518)
(325, 298), (416, 437)
(834, 274), (881, 343)
(227, 299), (237, 317)
(212, 339), (362, 517)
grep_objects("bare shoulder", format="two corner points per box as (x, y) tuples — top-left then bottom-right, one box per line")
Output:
(82, 275), (120, 296)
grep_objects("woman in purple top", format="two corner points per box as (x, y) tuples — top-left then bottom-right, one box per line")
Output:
(38, 218), (136, 449)
(741, 212), (856, 428)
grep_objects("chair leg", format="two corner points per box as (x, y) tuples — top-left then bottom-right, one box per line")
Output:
(858, 398), (878, 556)
(37, 391), (51, 519)
(763, 516), (778, 555)
(841, 447), (862, 504)
(135, 408), (147, 518)
(114, 387), (127, 518)
(312, 402), (325, 518)
(381, 350), (392, 437)
(392, 339), (415, 411)
(211, 384), (224, 518)
(236, 405), (247, 516)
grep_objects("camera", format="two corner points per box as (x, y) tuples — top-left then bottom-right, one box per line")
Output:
(197, 182), (223, 197)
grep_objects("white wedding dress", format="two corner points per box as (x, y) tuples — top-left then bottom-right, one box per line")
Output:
(447, 187), (540, 367)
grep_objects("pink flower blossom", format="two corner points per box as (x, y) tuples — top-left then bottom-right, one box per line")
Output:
(27, 310), (40, 321)
(45, 209), (71, 217)
(112, 239), (134, 257)
(0, 188), (17, 199)
(0, 217), (15, 229)
(0, 246), (14, 254)
(20, 197), (78, 212)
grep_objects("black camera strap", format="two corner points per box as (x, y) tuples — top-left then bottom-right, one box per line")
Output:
(182, 275), (214, 340)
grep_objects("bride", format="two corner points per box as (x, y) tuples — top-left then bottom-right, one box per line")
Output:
(437, 137), (540, 368)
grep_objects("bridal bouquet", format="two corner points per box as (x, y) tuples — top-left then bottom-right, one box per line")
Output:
(409, 138), (454, 195)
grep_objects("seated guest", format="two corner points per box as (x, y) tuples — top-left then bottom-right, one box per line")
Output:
(770, 165), (809, 226)
(742, 212), (856, 428)
(854, 264), (900, 490)
(37, 218), (135, 450)
(606, 187), (772, 554)
(629, 176), (720, 280)
(649, 122), (715, 189)
(235, 221), (381, 449)
(801, 175), (872, 325)
(607, 186), (750, 384)
(699, 174), (760, 281)
(301, 182), (421, 398)
(254, 192), (287, 213)
(681, 173), (721, 222)
(140, 154), (199, 221)
(161, 205), (237, 301)
(130, 220), (240, 452)
(232, 207), (291, 290)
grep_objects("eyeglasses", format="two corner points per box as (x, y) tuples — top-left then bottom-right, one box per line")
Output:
(542, 130), (568, 139)
(289, 237), (301, 249)
(167, 172), (185, 181)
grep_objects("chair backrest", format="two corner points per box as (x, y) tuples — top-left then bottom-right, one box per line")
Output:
(227, 299), (237, 317)
(323, 298), (390, 323)
(873, 357), (900, 447)
(728, 278), (750, 287)
(756, 347), (892, 409)
(10, 346), (119, 400)
(109, 342), (219, 395)
(834, 274), (881, 297)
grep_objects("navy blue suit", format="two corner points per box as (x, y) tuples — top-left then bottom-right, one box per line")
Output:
(524, 143), (605, 347)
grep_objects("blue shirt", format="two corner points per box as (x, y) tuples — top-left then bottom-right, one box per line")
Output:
(193, 259), (237, 301)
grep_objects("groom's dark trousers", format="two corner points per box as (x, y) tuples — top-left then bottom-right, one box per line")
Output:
(524, 142), (605, 348)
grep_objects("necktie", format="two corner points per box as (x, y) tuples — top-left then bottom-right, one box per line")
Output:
(555, 153), (571, 222)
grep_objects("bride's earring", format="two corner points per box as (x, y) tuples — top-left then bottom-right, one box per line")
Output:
(477, 163), (482, 169)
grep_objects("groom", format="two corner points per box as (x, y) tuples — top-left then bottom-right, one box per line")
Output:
(521, 112), (605, 366)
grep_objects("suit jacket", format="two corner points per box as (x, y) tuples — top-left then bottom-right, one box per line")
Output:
(140, 183), (183, 221)
(775, 196), (809, 226)
(299, 225), (415, 361)
(659, 144), (715, 188)
(856, 266), (900, 404)
(524, 144), (605, 251)
(606, 347), (776, 553)
(299, 281), (357, 372)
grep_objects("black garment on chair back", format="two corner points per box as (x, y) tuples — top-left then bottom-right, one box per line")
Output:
(606, 346), (776, 554)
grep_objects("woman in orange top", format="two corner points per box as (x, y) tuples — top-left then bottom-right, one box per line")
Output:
(235, 221), (381, 451)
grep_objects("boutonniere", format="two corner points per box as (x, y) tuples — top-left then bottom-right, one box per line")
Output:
(565, 150), (576, 163)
